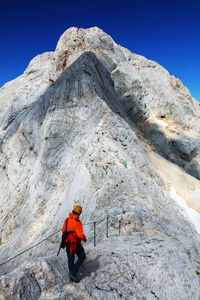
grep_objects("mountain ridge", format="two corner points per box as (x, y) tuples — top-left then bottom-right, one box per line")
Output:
(0, 27), (200, 299)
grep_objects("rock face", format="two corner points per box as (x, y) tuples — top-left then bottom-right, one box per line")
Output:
(1, 235), (200, 300)
(0, 27), (200, 299)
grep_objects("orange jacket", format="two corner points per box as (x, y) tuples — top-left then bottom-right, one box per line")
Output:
(62, 212), (86, 243)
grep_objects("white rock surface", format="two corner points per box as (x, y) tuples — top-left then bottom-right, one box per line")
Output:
(0, 27), (200, 299)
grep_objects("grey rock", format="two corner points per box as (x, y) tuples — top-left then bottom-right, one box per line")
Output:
(0, 255), (93, 299)
(0, 27), (200, 299)
(1, 236), (200, 300)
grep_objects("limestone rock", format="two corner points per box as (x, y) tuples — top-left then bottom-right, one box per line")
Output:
(1, 236), (200, 299)
(0, 255), (92, 299)
(0, 27), (200, 299)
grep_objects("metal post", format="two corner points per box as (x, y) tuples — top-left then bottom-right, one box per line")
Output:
(94, 222), (96, 247)
(119, 220), (121, 236)
(106, 217), (109, 238)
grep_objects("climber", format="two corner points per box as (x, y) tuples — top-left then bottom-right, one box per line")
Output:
(61, 205), (87, 282)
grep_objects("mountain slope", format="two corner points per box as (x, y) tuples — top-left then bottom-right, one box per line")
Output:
(0, 27), (200, 299)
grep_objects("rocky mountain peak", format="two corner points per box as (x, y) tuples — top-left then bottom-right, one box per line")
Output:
(55, 26), (104, 52)
(0, 27), (200, 299)
(54, 26), (116, 73)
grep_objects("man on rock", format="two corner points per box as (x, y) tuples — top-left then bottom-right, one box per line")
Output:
(62, 205), (87, 282)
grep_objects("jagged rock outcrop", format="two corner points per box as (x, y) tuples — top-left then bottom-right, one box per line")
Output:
(0, 27), (200, 299)
(1, 235), (200, 299)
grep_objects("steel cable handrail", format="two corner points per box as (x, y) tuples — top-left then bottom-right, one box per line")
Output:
(0, 216), (121, 268)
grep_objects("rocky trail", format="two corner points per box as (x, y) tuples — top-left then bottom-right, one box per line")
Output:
(0, 27), (200, 299)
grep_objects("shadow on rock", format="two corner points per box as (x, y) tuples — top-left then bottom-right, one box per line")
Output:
(79, 255), (101, 280)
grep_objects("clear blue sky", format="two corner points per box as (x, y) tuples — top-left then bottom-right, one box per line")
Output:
(0, 0), (199, 101)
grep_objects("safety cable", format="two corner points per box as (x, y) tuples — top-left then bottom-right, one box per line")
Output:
(0, 228), (61, 268)
(0, 217), (117, 268)
(83, 218), (104, 225)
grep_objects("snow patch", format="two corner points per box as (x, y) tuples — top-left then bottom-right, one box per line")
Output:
(170, 186), (200, 233)
(156, 119), (168, 129)
(191, 188), (200, 198)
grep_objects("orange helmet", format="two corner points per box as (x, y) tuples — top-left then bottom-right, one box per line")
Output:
(73, 205), (82, 215)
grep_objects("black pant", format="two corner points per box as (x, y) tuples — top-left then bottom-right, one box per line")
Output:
(66, 243), (86, 275)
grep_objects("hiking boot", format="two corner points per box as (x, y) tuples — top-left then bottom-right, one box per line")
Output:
(69, 273), (79, 283)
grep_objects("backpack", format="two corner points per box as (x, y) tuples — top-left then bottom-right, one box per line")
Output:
(60, 218), (76, 249)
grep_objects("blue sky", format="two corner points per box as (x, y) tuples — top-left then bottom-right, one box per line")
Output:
(0, 0), (199, 101)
